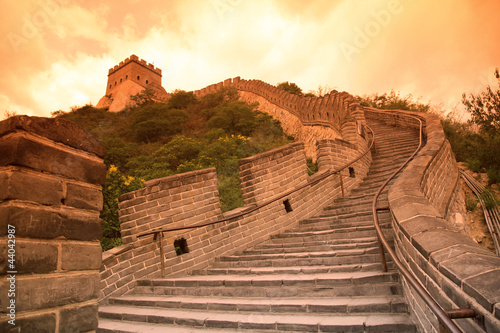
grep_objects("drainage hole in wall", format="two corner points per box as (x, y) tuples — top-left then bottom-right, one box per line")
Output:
(174, 238), (189, 256)
(283, 199), (293, 213)
(349, 167), (355, 178)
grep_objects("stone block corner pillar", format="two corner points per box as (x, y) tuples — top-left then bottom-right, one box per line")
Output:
(0, 115), (106, 332)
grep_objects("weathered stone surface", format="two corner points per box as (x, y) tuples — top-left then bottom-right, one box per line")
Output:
(463, 269), (500, 312)
(65, 182), (103, 211)
(429, 244), (492, 267)
(0, 115), (105, 157)
(0, 312), (56, 333)
(439, 253), (500, 287)
(411, 229), (477, 260)
(59, 303), (99, 333)
(0, 241), (58, 275)
(0, 203), (101, 241)
(0, 273), (99, 312)
(61, 243), (102, 271)
(0, 134), (106, 185)
(0, 170), (63, 205)
(398, 216), (453, 239)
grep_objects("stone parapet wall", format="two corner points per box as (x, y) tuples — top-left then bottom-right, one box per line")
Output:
(239, 142), (307, 206)
(101, 136), (371, 302)
(0, 116), (106, 332)
(194, 77), (366, 160)
(238, 91), (342, 160)
(366, 109), (500, 332)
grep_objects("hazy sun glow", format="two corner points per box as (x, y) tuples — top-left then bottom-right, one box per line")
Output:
(0, 0), (499, 118)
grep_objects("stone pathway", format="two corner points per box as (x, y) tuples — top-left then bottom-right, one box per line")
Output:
(98, 119), (421, 332)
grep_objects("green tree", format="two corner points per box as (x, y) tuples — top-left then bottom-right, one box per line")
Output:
(131, 104), (188, 142)
(207, 101), (260, 136)
(462, 68), (500, 183)
(358, 90), (430, 113)
(130, 88), (157, 106)
(462, 68), (500, 135)
(277, 81), (303, 96)
(167, 89), (197, 109)
(100, 166), (143, 251)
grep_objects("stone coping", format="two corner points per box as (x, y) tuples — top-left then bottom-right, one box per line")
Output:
(0, 115), (106, 157)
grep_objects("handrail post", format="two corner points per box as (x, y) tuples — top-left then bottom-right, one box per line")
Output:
(338, 171), (345, 197)
(158, 231), (165, 278)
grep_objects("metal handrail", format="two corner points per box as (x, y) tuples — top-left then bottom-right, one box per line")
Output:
(460, 168), (500, 255)
(137, 126), (375, 239)
(369, 109), (474, 333)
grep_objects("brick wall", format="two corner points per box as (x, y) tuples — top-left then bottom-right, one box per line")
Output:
(239, 142), (308, 205)
(367, 109), (500, 332)
(100, 135), (372, 302)
(195, 77), (366, 161)
(0, 116), (106, 332)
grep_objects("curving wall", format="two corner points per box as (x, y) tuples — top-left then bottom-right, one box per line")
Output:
(365, 108), (500, 333)
(100, 80), (372, 302)
(194, 77), (366, 160)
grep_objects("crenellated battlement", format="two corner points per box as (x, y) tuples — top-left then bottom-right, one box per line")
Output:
(98, 54), (168, 111)
(195, 77), (365, 159)
(107, 54), (162, 76)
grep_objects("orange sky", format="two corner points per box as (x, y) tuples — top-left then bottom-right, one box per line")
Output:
(1, 0), (499, 119)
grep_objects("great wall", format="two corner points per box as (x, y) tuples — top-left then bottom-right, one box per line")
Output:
(1, 76), (499, 332)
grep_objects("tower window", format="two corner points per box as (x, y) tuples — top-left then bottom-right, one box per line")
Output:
(146, 80), (149, 84)
(114, 81), (117, 86)
(137, 75), (140, 80)
(125, 75), (128, 79)
(109, 84), (112, 89)
(120, 78), (122, 83)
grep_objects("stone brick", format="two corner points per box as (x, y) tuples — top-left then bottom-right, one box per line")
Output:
(0, 170), (63, 205)
(65, 182), (103, 211)
(398, 216), (452, 239)
(0, 115), (105, 157)
(0, 312), (56, 333)
(411, 229), (477, 260)
(59, 303), (99, 333)
(439, 253), (500, 287)
(0, 203), (101, 241)
(61, 243), (102, 271)
(0, 133), (106, 185)
(0, 272), (99, 312)
(0, 241), (58, 275)
(463, 269), (500, 312)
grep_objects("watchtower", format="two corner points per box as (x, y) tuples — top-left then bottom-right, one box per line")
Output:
(96, 54), (168, 111)
(106, 54), (163, 94)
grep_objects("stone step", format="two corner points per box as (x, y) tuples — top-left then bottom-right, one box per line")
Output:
(135, 271), (400, 288)
(295, 221), (392, 234)
(211, 253), (388, 268)
(220, 247), (381, 262)
(270, 225), (392, 242)
(107, 294), (409, 314)
(98, 319), (287, 333)
(253, 236), (380, 249)
(242, 240), (380, 255)
(192, 262), (390, 275)
(98, 305), (415, 332)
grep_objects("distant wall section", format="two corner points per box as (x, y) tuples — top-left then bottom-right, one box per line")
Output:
(194, 77), (366, 161)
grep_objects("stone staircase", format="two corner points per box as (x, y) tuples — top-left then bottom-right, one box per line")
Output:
(97, 119), (421, 332)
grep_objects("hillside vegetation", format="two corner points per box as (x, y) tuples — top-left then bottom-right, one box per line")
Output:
(358, 68), (500, 185)
(53, 87), (293, 250)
